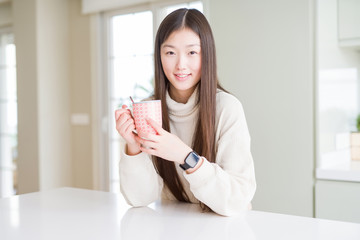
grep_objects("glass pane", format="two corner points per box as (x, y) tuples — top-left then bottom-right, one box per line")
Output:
(0, 135), (17, 168)
(111, 55), (154, 100)
(0, 101), (17, 135)
(110, 99), (125, 140)
(112, 11), (153, 57)
(0, 170), (15, 197)
(109, 10), (154, 193)
(6, 66), (17, 98)
(189, 1), (203, 11)
(165, 3), (188, 15)
(0, 68), (15, 99)
(5, 43), (16, 67)
(164, 1), (203, 15)
(109, 140), (122, 194)
(110, 140), (121, 181)
(0, 69), (6, 98)
(318, 68), (358, 166)
(0, 135), (17, 197)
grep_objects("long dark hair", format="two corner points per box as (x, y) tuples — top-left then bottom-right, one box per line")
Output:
(153, 8), (224, 205)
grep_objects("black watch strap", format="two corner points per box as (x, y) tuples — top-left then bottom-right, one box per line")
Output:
(179, 151), (200, 170)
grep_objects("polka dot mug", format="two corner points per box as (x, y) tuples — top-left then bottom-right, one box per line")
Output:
(132, 100), (162, 135)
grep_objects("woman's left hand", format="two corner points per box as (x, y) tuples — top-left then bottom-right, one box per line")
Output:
(135, 118), (192, 164)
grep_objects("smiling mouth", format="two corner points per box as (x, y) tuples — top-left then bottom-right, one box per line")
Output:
(175, 74), (191, 79)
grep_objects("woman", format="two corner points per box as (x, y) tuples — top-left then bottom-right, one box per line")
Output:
(115, 8), (256, 216)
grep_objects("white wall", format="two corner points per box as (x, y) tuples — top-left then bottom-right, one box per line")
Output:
(209, 0), (315, 217)
(36, 0), (72, 190)
(68, 0), (93, 189)
(318, 0), (360, 69)
(0, 2), (11, 27)
(13, 0), (72, 193)
(10, 0), (95, 194)
(13, 0), (40, 194)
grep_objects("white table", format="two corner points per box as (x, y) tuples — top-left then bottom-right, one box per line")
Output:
(1, 188), (359, 240)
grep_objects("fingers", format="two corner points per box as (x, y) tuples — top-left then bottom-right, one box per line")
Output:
(123, 119), (136, 135)
(115, 107), (130, 121)
(137, 131), (160, 142)
(135, 136), (159, 156)
(117, 118), (135, 136)
(146, 118), (164, 134)
(116, 111), (136, 138)
(139, 146), (157, 156)
(115, 112), (128, 129)
(135, 135), (157, 149)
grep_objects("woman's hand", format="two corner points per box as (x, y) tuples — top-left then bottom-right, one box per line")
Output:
(135, 118), (192, 164)
(115, 105), (141, 155)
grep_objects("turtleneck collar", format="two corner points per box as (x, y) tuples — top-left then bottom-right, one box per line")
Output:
(166, 86), (199, 118)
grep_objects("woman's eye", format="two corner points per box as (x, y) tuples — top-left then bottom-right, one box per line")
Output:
(189, 51), (197, 55)
(166, 51), (175, 55)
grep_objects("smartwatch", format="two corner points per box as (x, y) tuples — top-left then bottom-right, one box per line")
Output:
(179, 151), (200, 170)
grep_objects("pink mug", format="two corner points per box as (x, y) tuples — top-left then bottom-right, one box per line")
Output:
(132, 100), (162, 135)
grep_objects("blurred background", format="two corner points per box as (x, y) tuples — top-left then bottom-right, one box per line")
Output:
(0, 0), (359, 223)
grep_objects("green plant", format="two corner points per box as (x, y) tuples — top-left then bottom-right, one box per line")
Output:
(357, 114), (360, 132)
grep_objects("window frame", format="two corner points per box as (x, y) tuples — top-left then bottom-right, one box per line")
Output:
(0, 27), (17, 197)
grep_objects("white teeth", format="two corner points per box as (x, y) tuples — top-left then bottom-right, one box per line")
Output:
(176, 74), (189, 78)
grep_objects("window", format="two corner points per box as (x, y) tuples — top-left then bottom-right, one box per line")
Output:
(318, 68), (358, 167)
(0, 30), (17, 198)
(103, 1), (203, 193)
(107, 10), (154, 193)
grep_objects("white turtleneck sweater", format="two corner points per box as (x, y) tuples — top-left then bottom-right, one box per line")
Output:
(119, 89), (256, 216)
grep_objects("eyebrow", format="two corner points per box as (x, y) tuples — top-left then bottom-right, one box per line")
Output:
(162, 44), (200, 48)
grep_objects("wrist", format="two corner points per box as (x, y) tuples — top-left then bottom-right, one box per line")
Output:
(178, 146), (193, 164)
(185, 157), (204, 174)
(179, 151), (201, 171)
(126, 143), (141, 156)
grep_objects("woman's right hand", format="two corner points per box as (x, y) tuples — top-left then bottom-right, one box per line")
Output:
(115, 105), (141, 155)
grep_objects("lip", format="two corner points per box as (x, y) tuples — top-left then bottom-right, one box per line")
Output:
(174, 73), (191, 81)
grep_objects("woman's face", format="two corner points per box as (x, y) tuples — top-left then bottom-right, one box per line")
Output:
(160, 28), (201, 103)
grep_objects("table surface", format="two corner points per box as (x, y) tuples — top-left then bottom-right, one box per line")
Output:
(1, 188), (360, 240)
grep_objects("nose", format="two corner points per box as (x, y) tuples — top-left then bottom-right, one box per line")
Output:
(176, 54), (186, 70)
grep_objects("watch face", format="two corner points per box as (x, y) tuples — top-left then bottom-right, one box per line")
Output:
(186, 152), (199, 168)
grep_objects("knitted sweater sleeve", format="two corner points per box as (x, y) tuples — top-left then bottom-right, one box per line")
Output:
(119, 150), (163, 207)
(183, 93), (256, 216)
